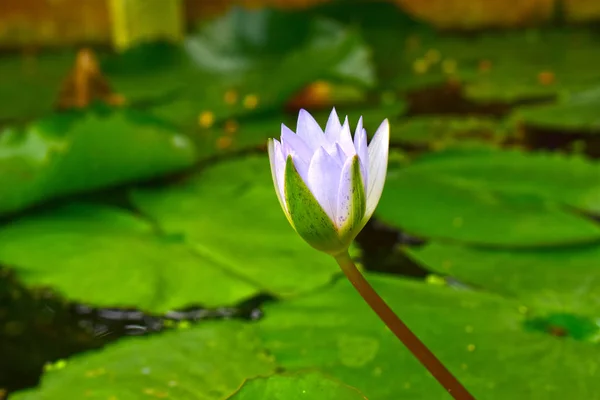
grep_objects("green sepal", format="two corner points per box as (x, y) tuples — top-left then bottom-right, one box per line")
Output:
(339, 155), (366, 243)
(283, 155), (345, 254)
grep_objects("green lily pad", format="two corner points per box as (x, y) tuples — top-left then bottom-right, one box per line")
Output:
(393, 29), (600, 103)
(394, 115), (504, 147)
(230, 371), (368, 400)
(138, 9), (375, 132)
(187, 7), (374, 87)
(514, 87), (600, 133)
(256, 273), (600, 399)
(101, 42), (195, 103)
(0, 108), (196, 216)
(377, 167), (600, 246)
(130, 155), (341, 298)
(10, 321), (277, 400)
(403, 148), (600, 214)
(406, 241), (600, 316)
(0, 203), (259, 313)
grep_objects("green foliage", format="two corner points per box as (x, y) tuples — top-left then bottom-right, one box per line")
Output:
(257, 274), (600, 399)
(230, 371), (368, 400)
(0, 108), (196, 216)
(404, 148), (600, 214)
(514, 87), (600, 133)
(16, 274), (600, 399)
(392, 29), (600, 103)
(188, 7), (375, 87)
(394, 115), (504, 147)
(130, 155), (340, 298)
(0, 52), (74, 121)
(0, 203), (259, 312)
(10, 321), (277, 400)
(376, 148), (600, 245)
(2, 8), (600, 400)
(407, 241), (600, 316)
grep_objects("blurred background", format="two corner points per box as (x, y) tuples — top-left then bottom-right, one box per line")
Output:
(1, 1), (600, 399)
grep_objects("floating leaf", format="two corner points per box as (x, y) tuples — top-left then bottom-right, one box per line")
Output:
(376, 168), (600, 246)
(394, 115), (504, 147)
(130, 155), (341, 298)
(406, 241), (600, 316)
(256, 273), (600, 399)
(0, 203), (259, 312)
(403, 148), (600, 214)
(0, 108), (196, 216)
(230, 371), (368, 400)
(392, 29), (600, 103)
(10, 321), (277, 399)
(514, 86), (600, 133)
(187, 7), (375, 86)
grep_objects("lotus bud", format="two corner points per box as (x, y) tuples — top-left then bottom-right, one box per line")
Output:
(268, 108), (389, 255)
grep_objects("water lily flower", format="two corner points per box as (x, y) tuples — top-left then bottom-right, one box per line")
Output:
(268, 108), (389, 255)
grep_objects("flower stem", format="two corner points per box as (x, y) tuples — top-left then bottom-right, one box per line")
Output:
(334, 251), (475, 400)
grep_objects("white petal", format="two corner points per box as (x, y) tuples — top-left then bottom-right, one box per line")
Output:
(337, 116), (356, 157)
(324, 107), (342, 144)
(336, 155), (366, 232)
(268, 139), (289, 217)
(296, 109), (325, 151)
(307, 147), (341, 221)
(365, 119), (390, 220)
(353, 117), (369, 190)
(280, 138), (309, 184)
(353, 116), (363, 150)
(281, 124), (313, 165)
(328, 142), (347, 167)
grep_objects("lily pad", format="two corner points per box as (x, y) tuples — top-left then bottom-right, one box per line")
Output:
(0, 108), (196, 216)
(393, 29), (600, 104)
(394, 115), (504, 147)
(376, 168), (600, 246)
(0, 203), (259, 313)
(406, 241), (600, 316)
(402, 148), (600, 214)
(256, 273), (600, 399)
(148, 30), (368, 132)
(10, 321), (277, 400)
(130, 155), (341, 298)
(230, 371), (368, 400)
(514, 87), (600, 133)
(142, 9), (375, 131)
(187, 7), (375, 87)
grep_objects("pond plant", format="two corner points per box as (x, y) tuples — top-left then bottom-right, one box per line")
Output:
(268, 108), (474, 399)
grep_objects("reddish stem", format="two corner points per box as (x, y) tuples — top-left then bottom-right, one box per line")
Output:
(334, 251), (475, 400)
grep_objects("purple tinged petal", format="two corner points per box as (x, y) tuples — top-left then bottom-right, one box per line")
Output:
(337, 116), (356, 157)
(296, 109), (325, 151)
(365, 119), (390, 221)
(307, 147), (342, 221)
(280, 139), (309, 186)
(281, 124), (312, 165)
(329, 142), (347, 167)
(353, 117), (363, 150)
(353, 117), (369, 190)
(324, 107), (342, 143)
(268, 139), (291, 222)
